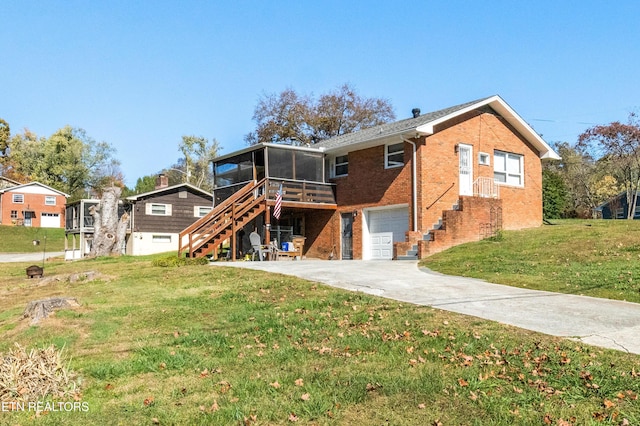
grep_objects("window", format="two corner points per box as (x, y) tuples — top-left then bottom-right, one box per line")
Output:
(10, 210), (17, 219)
(332, 155), (348, 177)
(616, 208), (625, 219)
(194, 206), (213, 217)
(478, 152), (490, 166)
(179, 191), (188, 199)
(146, 203), (172, 216)
(152, 235), (172, 243)
(494, 151), (523, 186)
(12, 194), (24, 203)
(45, 196), (56, 206)
(385, 143), (404, 168)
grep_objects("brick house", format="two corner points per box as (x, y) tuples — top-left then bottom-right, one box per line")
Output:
(180, 95), (560, 260)
(0, 181), (68, 228)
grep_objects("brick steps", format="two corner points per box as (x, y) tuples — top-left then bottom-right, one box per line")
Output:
(394, 196), (502, 259)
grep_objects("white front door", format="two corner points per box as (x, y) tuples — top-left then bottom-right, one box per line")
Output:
(458, 144), (473, 196)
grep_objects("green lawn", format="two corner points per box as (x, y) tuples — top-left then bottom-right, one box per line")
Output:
(0, 225), (65, 253)
(1, 249), (639, 425)
(421, 219), (640, 304)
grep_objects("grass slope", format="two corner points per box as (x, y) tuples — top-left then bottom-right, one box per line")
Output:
(0, 253), (639, 425)
(422, 220), (640, 304)
(0, 226), (65, 253)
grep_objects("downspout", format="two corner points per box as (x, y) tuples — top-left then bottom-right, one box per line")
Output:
(402, 137), (418, 232)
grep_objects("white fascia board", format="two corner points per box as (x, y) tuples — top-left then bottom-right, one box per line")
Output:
(415, 95), (561, 160)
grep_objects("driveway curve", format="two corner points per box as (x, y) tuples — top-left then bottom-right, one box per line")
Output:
(214, 259), (640, 355)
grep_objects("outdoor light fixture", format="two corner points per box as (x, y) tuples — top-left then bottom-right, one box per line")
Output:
(352, 210), (358, 218)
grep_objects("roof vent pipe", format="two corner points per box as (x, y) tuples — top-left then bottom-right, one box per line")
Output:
(412, 108), (421, 118)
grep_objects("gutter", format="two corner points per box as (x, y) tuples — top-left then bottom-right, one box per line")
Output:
(402, 137), (418, 232)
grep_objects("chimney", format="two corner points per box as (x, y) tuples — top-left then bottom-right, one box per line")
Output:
(412, 108), (421, 118)
(155, 174), (169, 189)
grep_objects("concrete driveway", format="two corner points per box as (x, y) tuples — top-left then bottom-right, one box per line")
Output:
(0, 252), (65, 263)
(214, 260), (640, 355)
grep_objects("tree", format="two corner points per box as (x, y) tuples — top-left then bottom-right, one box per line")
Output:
(577, 114), (640, 219)
(89, 186), (129, 257)
(177, 135), (220, 190)
(542, 168), (568, 219)
(0, 118), (9, 157)
(5, 126), (121, 199)
(245, 83), (395, 145)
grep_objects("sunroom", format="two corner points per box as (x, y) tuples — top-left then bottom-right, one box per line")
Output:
(179, 143), (336, 260)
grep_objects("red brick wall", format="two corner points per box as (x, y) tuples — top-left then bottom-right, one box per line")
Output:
(1, 191), (66, 227)
(305, 145), (412, 260)
(419, 111), (542, 232)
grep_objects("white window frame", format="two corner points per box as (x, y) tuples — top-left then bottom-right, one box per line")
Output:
(478, 152), (490, 166)
(146, 203), (172, 216)
(12, 194), (24, 204)
(385, 143), (404, 169)
(331, 154), (349, 177)
(152, 235), (172, 243)
(194, 206), (213, 217)
(45, 196), (56, 206)
(493, 151), (524, 187)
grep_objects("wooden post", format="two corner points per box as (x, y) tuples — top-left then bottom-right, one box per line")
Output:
(265, 202), (271, 248)
(231, 202), (237, 261)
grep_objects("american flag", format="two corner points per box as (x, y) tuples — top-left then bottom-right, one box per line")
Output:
(273, 183), (283, 220)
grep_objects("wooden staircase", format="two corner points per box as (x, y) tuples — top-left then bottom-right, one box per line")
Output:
(178, 179), (267, 259)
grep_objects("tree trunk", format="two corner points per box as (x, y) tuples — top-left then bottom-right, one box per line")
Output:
(89, 186), (130, 257)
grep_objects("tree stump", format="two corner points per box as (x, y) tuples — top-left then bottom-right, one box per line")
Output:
(23, 297), (80, 325)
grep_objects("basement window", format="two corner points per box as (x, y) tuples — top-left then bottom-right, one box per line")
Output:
(152, 235), (172, 243)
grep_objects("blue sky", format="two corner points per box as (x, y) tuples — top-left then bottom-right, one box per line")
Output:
(2, 1), (639, 187)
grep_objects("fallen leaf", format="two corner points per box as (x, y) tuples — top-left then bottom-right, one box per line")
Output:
(288, 412), (299, 422)
(418, 403), (426, 409)
(458, 378), (469, 387)
(210, 401), (220, 412)
(270, 381), (281, 389)
(301, 393), (310, 401)
(152, 418), (159, 424)
(143, 397), (155, 406)
(604, 399), (616, 409)
(295, 378), (304, 387)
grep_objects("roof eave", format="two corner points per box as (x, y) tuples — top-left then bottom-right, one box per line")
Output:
(416, 95), (561, 160)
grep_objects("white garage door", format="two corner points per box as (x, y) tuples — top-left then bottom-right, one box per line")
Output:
(41, 213), (60, 228)
(368, 207), (409, 260)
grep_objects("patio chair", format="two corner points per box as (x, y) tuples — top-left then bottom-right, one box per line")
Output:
(249, 232), (267, 261)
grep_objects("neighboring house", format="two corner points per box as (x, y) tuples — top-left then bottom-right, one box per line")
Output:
(595, 192), (640, 219)
(180, 95), (560, 260)
(0, 181), (68, 228)
(126, 174), (214, 256)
